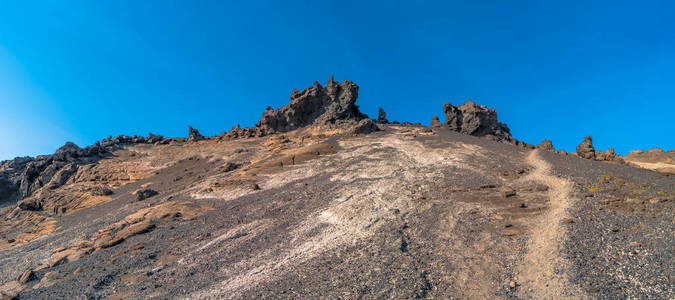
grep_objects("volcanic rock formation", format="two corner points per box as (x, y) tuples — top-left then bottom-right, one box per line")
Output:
(377, 108), (389, 124)
(575, 136), (623, 163)
(536, 140), (555, 152)
(188, 126), (205, 142)
(442, 100), (514, 143)
(0, 134), (169, 205)
(576, 136), (596, 159)
(430, 116), (442, 127)
(224, 77), (370, 139)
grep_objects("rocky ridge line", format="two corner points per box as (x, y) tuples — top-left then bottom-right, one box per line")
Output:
(222, 77), (374, 139)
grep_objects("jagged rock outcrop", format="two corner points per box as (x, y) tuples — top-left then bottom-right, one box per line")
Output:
(377, 108), (389, 124)
(595, 148), (619, 161)
(430, 116), (442, 127)
(188, 126), (205, 142)
(442, 100), (514, 143)
(1, 142), (106, 204)
(225, 77), (369, 138)
(575, 136), (623, 163)
(147, 133), (164, 143)
(576, 136), (596, 159)
(1, 133), (172, 205)
(536, 140), (555, 152)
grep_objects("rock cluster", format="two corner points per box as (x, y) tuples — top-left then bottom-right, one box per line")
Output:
(575, 136), (622, 162)
(536, 140), (556, 152)
(223, 77), (371, 139)
(442, 100), (514, 143)
(0, 133), (168, 206)
(576, 136), (596, 159)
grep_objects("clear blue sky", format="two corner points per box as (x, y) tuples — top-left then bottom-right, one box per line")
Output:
(1, 1), (673, 160)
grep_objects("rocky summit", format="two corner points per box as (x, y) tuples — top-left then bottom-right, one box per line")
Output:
(0, 79), (673, 300)
(223, 77), (369, 139)
(443, 100), (515, 143)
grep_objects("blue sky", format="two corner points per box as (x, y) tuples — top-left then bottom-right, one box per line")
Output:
(1, 1), (673, 160)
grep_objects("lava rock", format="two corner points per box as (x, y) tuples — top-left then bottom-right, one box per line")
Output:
(147, 133), (164, 143)
(91, 187), (114, 196)
(18, 197), (42, 211)
(351, 119), (380, 135)
(219, 162), (240, 173)
(377, 108), (389, 124)
(135, 189), (158, 201)
(240, 77), (368, 137)
(188, 126), (205, 142)
(442, 100), (514, 143)
(576, 136), (596, 159)
(429, 116), (442, 127)
(536, 140), (556, 152)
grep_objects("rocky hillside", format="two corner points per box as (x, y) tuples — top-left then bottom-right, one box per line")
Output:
(624, 148), (675, 174)
(0, 78), (673, 299)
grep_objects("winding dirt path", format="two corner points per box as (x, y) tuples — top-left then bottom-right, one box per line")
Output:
(516, 150), (585, 299)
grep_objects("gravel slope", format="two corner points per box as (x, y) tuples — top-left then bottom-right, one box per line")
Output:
(1, 125), (672, 299)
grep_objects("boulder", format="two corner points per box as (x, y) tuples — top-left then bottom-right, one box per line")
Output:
(18, 197), (42, 211)
(536, 140), (555, 152)
(188, 127), (205, 142)
(429, 116), (442, 127)
(91, 187), (114, 196)
(377, 108), (389, 124)
(135, 189), (158, 201)
(442, 100), (514, 143)
(219, 162), (240, 173)
(351, 119), (380, 135)
(576, 136), (596, 160)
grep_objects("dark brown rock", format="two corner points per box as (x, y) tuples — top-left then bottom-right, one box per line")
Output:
(442, 100), (514, 143)
(91, 187), (114, 196)
(188, 126), (205, 142)
(219, 162), (240, 173)
(351, 119), (380, 135)
(536, 140), (555, 152)
(135, 189), (158, 201)
(430, 116), (442, 127)
(236, 77), (368, 137)
(377, 108), (389, 124)
(18, 197), (42, 211)
(576, 136), (596, 159)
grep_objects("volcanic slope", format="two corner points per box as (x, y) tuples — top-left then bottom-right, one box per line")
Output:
(0, 123), (672, 299)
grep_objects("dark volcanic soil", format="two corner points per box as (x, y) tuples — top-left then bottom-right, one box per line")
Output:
(1, 125), (673, 299)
